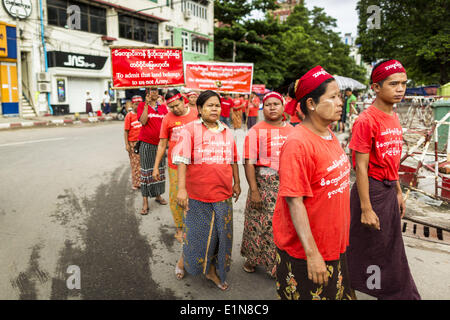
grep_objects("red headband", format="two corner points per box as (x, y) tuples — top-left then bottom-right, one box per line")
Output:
(186, 91), (198, 97)
(166, 93), (182, 104)
(263, 91), (285, 105)
(131, 96), (143, 103)
(295, 66), (334, 101)
(371, 60), (406, 83)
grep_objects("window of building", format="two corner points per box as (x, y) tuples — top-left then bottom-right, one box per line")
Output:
(182, 31), (190, 51)
(181, 0), (208, 20)
(47, 0), (106, 35)
(191, 36), (208, 55)
(182, 31), (209, 55)
(119, 15), (159, 45)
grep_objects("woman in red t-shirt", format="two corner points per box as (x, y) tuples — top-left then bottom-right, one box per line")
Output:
(137, 87), (169, 215)
(172, 90), (240, 291)
(124, 96), (143, 190)
(240, 91), (294, 277)
(272, 66), (354, 300)
(152, 89), (198, 245)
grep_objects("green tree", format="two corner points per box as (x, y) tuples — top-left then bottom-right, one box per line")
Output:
(356, 0), (449, 85)
(214, 0), (278, 24)
(214, 2), (367, 90)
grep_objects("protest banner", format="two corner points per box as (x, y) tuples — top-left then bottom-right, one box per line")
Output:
(111, 46), (184, 89)
(251, 84), (266, 94)
(184, 62), (253, 94)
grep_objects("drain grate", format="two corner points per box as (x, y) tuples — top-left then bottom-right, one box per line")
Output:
(401, 219), (450, 245)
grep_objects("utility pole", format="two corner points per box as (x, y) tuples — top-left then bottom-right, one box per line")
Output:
(232, 40), (236, 63)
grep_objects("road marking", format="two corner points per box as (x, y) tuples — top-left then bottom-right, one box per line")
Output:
(0, 137), (66, 147)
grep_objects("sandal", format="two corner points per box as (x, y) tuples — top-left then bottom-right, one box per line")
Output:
(140, 207), (149, 215)
(175, 265), (185, 280)
(243, 261), (255, 273)
(174, 232), (183, 244)
(206, 275), (229, 291)
(215, 281), (229, 291)
(155, 198), (168, 205)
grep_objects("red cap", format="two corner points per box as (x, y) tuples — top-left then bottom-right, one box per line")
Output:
(131, 95), (143, 103)
(371, 60), (406, 83)
(263, 91), (285, 105)
(295, 66), (334, 101)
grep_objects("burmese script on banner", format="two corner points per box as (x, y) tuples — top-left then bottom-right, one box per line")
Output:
(111, 47), (184, 89)
(184, 62), (254, 94)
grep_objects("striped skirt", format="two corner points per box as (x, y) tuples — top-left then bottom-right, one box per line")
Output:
(139, 141), (166, 198)
(182, 198), (233, 284)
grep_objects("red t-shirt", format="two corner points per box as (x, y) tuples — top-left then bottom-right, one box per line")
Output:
(172, 120), (239, 203)
(248, 97), (260, 117)
(160, 107), (198, 169)
(349, 105), (403, 181)
(273, 125), (351, 261)
(124, 112), (142, 141)
(137, 102), (168, 145)
(243, 100), (249, 114)
(220, 97), (233, 117)
(244, 121), (294, 171)
(233, 98), (244, 111)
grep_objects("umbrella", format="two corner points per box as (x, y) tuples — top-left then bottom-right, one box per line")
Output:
(333, 75), (366, 90)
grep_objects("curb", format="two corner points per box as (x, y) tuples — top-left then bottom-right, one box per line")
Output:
(0, 116), (117, 130)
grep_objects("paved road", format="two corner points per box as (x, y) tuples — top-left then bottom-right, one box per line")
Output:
(0, 122), (449, 300)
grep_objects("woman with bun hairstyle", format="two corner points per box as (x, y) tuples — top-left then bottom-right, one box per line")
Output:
(272, 66), (354, 300)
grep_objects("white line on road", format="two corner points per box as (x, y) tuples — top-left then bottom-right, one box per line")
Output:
(0, 137), (66, 147)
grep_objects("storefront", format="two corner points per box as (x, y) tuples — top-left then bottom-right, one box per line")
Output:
(0, 21), (19, 116)
(48, 50), (115, 114)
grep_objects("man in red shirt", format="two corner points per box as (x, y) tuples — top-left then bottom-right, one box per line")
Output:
(247, 92), (260, 129)
(347, 59), (420, 300)
(220, 93), (233, 127)
(137, 87), (169, 215)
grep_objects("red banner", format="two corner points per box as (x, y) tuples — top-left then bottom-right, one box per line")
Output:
(252, 84), (266, 94)
(184, 62), (254, 94)
(110, 47), (184, 89)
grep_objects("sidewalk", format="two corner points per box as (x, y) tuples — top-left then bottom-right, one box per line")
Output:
(0, 113), (119, 130)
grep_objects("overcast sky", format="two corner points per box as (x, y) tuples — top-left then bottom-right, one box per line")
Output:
(305, 0), (359, 37)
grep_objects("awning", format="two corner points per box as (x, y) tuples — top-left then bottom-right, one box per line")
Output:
(333, 75), (366, 90)
(192, 35), (212, 42)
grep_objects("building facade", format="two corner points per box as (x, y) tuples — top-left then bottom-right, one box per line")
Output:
(271, 0), (303, 22)
(0, 0), (214, 116)
(343, 33), (372, 78)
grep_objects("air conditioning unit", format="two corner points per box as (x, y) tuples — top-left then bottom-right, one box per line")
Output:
(38, 82), (51, 92)
(37, 72), (50, 82)
(165, 25), (174, 32)
(184, 10), (192, 20)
